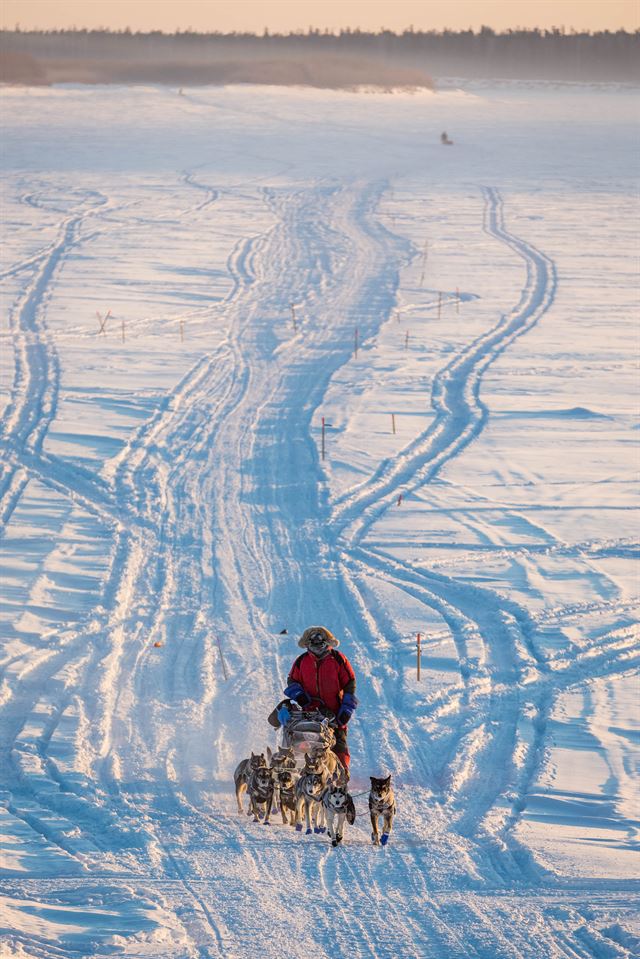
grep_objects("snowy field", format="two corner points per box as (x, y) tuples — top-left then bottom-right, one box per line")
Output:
(0, 80), (638, 957)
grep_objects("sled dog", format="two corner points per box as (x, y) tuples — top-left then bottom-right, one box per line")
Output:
(247, 764), (275, 824)
(369, 774), (396, 846)
(267, 745), (296, 812)
(295, 766), (327, 834)
(322, 779), (356, 847)
(234, 751), (266, 814)
(275, 767), (299, 826)
(307, 743), (346, 784)
(266, 745), (296, 770)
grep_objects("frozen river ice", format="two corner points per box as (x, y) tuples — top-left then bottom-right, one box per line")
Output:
(0, 80), (638, 957)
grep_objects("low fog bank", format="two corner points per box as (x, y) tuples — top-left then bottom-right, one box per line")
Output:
(0, 49), (433, 90)
(1, 28), (638, 89)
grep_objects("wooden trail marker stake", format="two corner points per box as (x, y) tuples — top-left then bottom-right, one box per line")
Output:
(213, 634), (229, 680)
(96, 310), (111, 335)
(291, 303), (297, 332)
(405, 330), (409, 350)
(180, 320), (185, 342)
(121, 319), (125, 343)
(321, 416), (326, 460)
(391, 413), (396, 435)
(420, 241), (428, 286)
(416, 632), (422, 681)
(397, 493), (403, 506)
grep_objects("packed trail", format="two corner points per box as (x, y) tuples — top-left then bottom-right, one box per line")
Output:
(0, 81), (638, 958)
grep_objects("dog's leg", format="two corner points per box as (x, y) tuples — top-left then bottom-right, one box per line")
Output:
(381, 809), (394, 846)
(235, 780), (247, 815)
(326, 808), (335, 844)
(370, 811), (380, 845)
(263, 789), (273, 825)
(335, 812), (345, 846)
(314, 800), (322, 834)
(251, 794), (261, 822)
(295, 796), (304, 831)
(305, 799), (313, 835)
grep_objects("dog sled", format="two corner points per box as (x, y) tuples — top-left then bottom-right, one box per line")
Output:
(283, 709), (336, 755)
(268, 700), (336, 756)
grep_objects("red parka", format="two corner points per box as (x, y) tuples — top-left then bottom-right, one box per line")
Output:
(287, 649), (356, 717)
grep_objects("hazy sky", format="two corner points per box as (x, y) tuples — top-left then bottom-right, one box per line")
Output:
(3, 0), (639, 33)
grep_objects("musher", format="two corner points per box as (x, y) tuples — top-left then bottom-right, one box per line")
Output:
(283, 626), (357, 774)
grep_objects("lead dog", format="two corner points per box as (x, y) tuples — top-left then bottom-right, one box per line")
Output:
(247, 764), (275, 824)
(295, 758), (328, 834)
(369, 774), (396, 846)
(267, 745), (296, 812)
(234, 751), (266, 814)
(275, 767), (299, 825)
(322, 779), (356, 847)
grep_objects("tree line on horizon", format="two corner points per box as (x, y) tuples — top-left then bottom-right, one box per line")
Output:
(2, 26), (638, 83)
(5, 25), (638, 37)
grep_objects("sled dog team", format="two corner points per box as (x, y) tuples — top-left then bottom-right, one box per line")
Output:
(234, 746), (396, 848)
(234, 624), (396, 847)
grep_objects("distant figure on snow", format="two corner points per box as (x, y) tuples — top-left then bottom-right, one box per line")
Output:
(441, 131), (454, 145)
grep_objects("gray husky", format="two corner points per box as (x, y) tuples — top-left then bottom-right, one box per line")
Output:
(369, 774), (396, 846)
(322, 779), (356, 847)
(247, 764), (275, 824)
(267, 745), (296, 812)
(234, 751), (266, 814)
(295, 758), (327, 834)
(275, 767), (299, 825)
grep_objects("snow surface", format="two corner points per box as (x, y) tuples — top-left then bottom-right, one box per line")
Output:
(0, 80), (638, 957)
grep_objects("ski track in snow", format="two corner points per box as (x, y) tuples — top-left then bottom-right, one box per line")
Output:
(0, 92), (638, 957)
